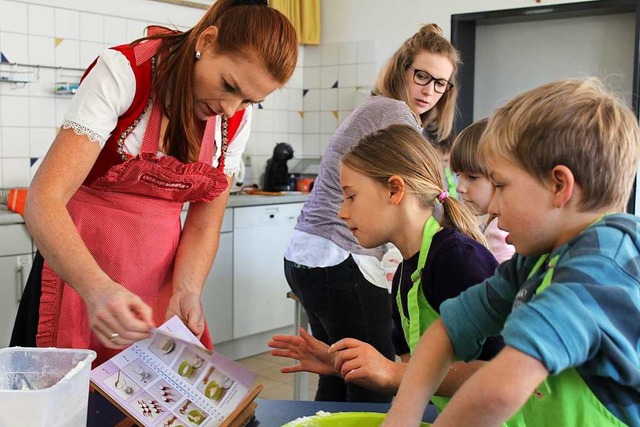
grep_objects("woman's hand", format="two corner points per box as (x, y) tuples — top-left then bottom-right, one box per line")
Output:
(268, 328), (338, 376)
(329, 338), (402, 394)
(166, 290), (205, 339)
(82, 280), (154, 349)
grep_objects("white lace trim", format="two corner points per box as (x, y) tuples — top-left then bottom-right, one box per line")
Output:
(224, 165), (240, 176)
(61, 120), (107, 148)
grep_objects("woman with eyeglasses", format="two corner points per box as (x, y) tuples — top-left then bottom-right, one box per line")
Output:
(277, 24), (460, 403)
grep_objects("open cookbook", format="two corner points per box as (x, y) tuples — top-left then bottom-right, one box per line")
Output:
(90, 316), (262, 427)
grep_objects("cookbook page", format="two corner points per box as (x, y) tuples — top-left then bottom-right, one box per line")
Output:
(91, 316), (257, 427)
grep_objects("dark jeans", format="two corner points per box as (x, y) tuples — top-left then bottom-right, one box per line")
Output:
(10, 251), (44, 347)
(284, 256), (395, 403)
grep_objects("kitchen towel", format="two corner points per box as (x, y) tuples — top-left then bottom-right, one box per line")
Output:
(7, 188), (27, 215)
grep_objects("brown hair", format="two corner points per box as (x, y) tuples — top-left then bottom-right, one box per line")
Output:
(134, 0), (298, 163)
(479, 78), (640, 212)
(343, 124), (487, 246)
(373, 24), (460, 143)
(450, 118), (488, 176)
(429, 127), (456, 154)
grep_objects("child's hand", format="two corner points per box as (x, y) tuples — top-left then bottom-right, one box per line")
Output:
(330, 338), (401, 394)
(268, 328), (338, 376)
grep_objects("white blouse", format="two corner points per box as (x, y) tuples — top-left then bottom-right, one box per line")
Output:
(61, 48), (252, 176)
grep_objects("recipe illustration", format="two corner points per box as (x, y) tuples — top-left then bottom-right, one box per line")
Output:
(90, 316), (259, 427)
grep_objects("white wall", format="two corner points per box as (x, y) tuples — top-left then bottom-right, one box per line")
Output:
(8, 0), (203, 25)
(320, 0), (640, 214)
(474, 12), (635, 119)
(0, 0), (620, 189)
(0, 0), (304, 188)
(321, 0), (593, 71)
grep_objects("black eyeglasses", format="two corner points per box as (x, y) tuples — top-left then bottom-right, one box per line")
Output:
(408, 65), (453, 94)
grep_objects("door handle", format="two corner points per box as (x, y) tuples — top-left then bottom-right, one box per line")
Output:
(16, 255), (30, 304)
(16, 264), (26, 303)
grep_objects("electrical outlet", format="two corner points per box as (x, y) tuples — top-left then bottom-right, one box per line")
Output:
(243, 154), (252, 167)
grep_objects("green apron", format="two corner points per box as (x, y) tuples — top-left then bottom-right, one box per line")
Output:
(396, 217), (525, 426)
(443, 167), (458, 199)
(396, 216), (449, 412)
(506, 252), (627, 426)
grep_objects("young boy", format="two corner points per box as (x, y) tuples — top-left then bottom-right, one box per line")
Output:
(383, 78), (640, 427)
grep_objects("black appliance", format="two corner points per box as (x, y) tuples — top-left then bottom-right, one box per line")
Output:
(263, 142), (294, 192)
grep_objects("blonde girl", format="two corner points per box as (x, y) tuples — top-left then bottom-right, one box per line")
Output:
(271, 125), (502, 410)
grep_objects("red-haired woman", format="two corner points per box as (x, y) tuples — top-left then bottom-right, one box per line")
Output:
(11, 0), (298, 366)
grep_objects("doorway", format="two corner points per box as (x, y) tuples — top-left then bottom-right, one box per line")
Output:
(451, 0), (640, 213)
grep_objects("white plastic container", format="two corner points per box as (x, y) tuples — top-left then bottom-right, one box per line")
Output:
(0, 347), (96, 427)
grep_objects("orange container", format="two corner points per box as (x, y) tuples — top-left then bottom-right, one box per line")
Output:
(296, 177), (315, 193)
(7, 188), (28, 215)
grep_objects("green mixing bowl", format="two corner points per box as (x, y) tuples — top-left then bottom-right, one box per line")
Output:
(281, 412), (431, 426)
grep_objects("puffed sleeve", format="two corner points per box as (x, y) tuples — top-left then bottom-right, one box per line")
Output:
(61, 49), (136, 147)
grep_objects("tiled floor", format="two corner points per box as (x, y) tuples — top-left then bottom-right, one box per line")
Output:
(237, 351), (319, 400)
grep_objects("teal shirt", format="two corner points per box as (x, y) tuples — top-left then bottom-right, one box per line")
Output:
(441, 213), (640, 426)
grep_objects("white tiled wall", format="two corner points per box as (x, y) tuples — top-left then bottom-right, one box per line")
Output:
(297, 40), (375, 161)
(0, 0), (159, 187)
(0, 0), (375, 189)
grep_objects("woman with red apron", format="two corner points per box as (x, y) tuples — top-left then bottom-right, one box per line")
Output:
(10, 0), (299, 367)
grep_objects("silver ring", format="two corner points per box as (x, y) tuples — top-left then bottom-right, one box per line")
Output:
(109, 332), (120, 341)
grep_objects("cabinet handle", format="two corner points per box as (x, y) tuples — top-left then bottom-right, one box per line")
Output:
(17, 264), (26, 304)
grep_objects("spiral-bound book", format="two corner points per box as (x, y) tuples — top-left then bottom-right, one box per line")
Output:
(90, 316), (262, 427)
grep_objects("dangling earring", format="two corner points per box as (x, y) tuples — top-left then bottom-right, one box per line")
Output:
(195, 51), (201, 60)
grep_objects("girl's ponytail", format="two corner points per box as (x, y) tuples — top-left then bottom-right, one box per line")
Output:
(344, 124), (487, 247)
(439, 193), (488, 247)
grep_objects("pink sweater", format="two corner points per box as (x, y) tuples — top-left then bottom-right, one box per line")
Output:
(484, 217), (515, 263)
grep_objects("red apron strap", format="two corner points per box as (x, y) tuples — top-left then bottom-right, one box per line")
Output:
(82, 44), (154, 186)
(141, 101), (163, 154)
(198, 117), (217, 163)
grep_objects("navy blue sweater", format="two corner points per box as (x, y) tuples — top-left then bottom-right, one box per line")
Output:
(391, 227), (502, 359)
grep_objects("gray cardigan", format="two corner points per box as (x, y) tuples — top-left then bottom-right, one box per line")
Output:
(295, 96), (421, 260)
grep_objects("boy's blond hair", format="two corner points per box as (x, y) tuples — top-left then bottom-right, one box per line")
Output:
(479, 78), (640, 212)
(450, 118), (489, 176)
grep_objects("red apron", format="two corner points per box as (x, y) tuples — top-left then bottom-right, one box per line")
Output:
(37, 78), (231, 366)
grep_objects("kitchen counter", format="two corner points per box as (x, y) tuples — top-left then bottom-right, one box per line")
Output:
(0, 193), (309, 225)
(226, 192), (308, 207)
(0, 209), (23, 225)
(87, 394), (438, 426)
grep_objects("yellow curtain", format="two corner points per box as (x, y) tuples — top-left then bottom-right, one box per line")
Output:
(269, 0), (320, 45)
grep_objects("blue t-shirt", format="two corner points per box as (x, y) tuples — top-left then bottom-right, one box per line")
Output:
(441, 213), (640, 426)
